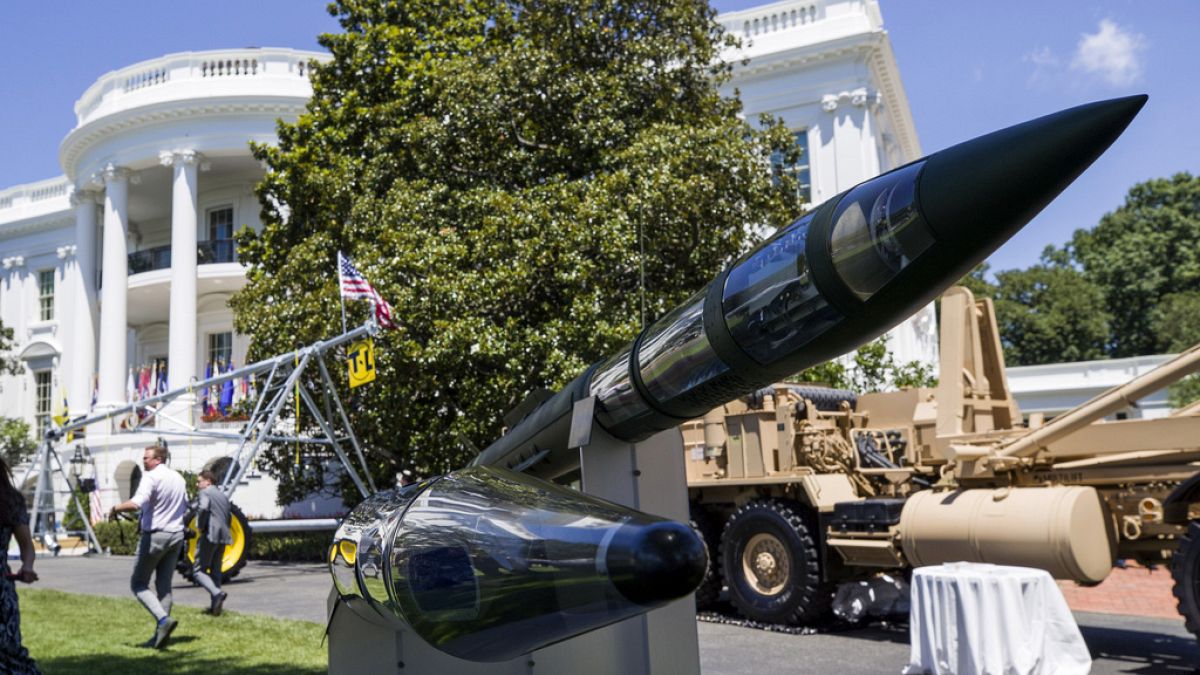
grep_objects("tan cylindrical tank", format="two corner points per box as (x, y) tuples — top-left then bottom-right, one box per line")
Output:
(703, 408), (727, 451)
(899, 486), (1115, 583)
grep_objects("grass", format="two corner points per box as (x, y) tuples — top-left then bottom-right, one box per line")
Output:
(16, 587), (327, 674)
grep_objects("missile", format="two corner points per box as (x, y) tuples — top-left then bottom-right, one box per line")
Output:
(330, 465), (707, 662)
(473, 95), (1147, 478)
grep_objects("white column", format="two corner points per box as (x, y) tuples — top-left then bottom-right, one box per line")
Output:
(67, 190), (99, 416)
(97, 165), (131, 409)
(161, 150), (199, 392)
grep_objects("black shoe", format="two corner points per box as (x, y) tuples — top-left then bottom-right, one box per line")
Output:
(153, 617), (178, 649)
(211, 591), (227, 617)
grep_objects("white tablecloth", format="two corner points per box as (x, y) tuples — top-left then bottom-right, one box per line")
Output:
(903, 562), (1092, 675)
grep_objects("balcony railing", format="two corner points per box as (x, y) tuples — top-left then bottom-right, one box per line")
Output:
(198, 239), (237, 265)
(126, 239), (237, 274)
(128, 245), (171, 274)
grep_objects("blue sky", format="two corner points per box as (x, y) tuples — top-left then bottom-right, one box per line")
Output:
(2, 1), (1196, 273)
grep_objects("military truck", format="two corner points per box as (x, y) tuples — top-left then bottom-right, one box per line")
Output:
(685, 286), (1200, 637)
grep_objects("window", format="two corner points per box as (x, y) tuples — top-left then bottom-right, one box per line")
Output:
(770, 130), (812, 204)
(38, 269), (54, 321)
(208, 332), (233, 373)
(34, 370), (51, 436)
(206, 206), (236, 263)
(208, 206), (233, 241)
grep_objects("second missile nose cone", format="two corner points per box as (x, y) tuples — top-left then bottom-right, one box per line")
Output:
(919, 95), (1147, 262)
(606, 520), (708, 605)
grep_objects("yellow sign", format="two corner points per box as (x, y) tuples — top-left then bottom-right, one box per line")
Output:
(347, 339), (376, 388)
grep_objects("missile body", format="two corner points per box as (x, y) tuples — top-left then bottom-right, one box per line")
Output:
(330, 465), (707, 662)
(474, 95), (1147, 478)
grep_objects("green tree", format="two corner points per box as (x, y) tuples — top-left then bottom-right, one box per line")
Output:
(1069, 172), (1200, 357)
(233, 0), (802, 503)
(0, 417), (36, 468)
(956, 263), (996, 301)
(1150, 291), (1200, 408)
(0, 321), (29, 468)
(956, 252), (1109, 367)
(989, 263), (1111, 366)
(1151, 291), (1200, 354)
(788, 336), (937, 393)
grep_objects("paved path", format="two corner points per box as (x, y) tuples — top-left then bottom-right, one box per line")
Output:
(26, 555), (1200, 673)
(32, 554), (330, 624)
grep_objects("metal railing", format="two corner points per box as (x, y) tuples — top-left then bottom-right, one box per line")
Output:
(126, 239), (237, 274)
(198, 239), (237, 264)
(128, 245), (171, 274)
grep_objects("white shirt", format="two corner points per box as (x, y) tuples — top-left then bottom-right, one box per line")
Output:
(130, 463), (188, 533)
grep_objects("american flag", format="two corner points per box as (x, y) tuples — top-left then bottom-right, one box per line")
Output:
(338, 251), (397, 329)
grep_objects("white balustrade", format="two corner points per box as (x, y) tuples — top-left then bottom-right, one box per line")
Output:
(0, 177), (72, 212)
(201, 58), (258, 77)
(720, 1), (822, 39)
(74, 48), (331, 126)
(123, 67), (169, 92)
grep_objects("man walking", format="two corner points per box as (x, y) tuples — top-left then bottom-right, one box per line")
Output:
(193, 470), (232, 616)
(109, 445), (187, 649)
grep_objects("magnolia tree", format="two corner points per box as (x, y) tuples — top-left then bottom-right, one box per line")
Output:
(233, 0), (803, 503)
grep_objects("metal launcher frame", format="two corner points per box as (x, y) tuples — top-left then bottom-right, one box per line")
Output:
(26, 321), (382, 552)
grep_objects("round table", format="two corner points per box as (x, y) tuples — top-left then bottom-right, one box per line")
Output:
(903, 562), (1092, 674)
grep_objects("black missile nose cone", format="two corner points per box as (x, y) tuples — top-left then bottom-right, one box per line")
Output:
(919, 95), (1147, 263)
(606, 520), (708, 606)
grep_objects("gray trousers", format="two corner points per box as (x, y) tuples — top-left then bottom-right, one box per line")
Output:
(131, 530), (184, 621)
(193, 538), (227, 597)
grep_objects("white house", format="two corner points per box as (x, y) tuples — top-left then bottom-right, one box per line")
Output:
(0, 48), (329, 519)
(0, 0), (934, 521)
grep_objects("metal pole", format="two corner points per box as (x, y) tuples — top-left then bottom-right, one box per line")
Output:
(222, 352), (313, 493)
(28, 440), (49, 541)
(316, 354), (377, 491)
(48, 446), (101, 554)
(296, 384), (370, 498)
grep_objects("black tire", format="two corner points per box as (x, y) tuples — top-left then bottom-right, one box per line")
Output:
(721, 499), (833, 624)
(1171, 520), (1200, 640)
(689, 504), (724, 609)
(177, 503), (252, 584)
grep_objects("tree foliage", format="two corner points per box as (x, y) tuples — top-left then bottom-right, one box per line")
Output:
(991, 260), (1110, 366)
(0, 417), (36, 468)
(233, 0), (802, 503)
(0, 321), (30, 469)
(961, 173), (1199, 371)
(788, 337), (937, 393)
(1068, 172), (1200, 357)
(956, 259), (1110, 367)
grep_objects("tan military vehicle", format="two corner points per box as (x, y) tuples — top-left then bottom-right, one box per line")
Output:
(685, 286), (1200, 637)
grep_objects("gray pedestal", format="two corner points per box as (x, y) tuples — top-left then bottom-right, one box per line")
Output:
(327, 422), (700, 675)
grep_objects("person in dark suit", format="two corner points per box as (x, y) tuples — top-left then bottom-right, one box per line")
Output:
(193, 470), (232, 616)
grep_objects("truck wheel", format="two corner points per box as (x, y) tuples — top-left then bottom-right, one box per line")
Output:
(177, 504), (253, 583)
(1171, 520), (1200, 639)
(721, 499), (832, 624)
(689, 505), (723, 609)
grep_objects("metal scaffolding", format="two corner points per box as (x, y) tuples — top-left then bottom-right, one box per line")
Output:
(24, 320), (380, 553)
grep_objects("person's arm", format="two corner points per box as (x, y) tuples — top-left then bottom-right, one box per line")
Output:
(110, 472), (152, 519)
(12, 522), (38, 583)
(197, 489), (211, 532)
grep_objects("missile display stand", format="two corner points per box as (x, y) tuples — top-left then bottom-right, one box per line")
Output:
(327, 397), (701, 675)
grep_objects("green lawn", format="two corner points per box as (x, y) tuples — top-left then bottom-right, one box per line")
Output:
(16, 587), (326, 674)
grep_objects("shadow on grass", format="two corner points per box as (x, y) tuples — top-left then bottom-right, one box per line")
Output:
(36, 653), (323, 675)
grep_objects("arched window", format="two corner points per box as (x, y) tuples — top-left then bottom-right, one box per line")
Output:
(115, 460), (142, 501)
